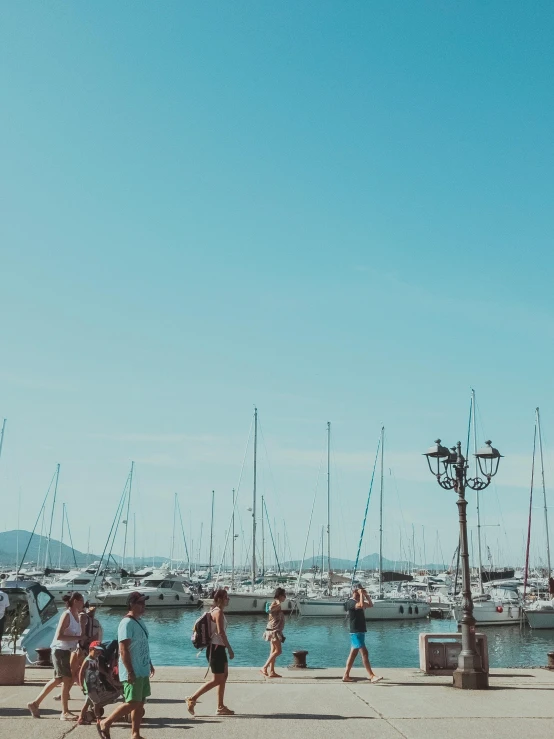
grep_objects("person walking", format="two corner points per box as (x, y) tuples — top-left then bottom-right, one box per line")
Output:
(97, 591), (154, 739)
(260, 587), (286, 678)
(0, 585), (10, 652)
(27, 591), (86, 721)
(186, 589), (235, 716)
(343, 584), (382, 683)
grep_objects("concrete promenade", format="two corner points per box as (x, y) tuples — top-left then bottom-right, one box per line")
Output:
(2, 666), (554, 739)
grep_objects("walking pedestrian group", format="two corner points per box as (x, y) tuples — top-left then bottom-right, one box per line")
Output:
(23, 583), (382, 733)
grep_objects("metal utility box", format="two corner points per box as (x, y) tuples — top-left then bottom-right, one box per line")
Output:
(419, 632), (489, 676)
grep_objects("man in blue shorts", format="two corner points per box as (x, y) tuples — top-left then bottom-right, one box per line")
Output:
(343, 584), (382, 683)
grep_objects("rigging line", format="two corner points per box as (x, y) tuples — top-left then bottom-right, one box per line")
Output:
(89, 471), (130, 594)
(175, 496), (191, 567)
(465, 392), (473, 463)
(64, 505), (78, 569)
(296, 452), (325, 593)
(214, 415), (254, 585)
(17, 467), (58, 575)
(263, 498), (282, 575)
(523, 418), (538, 600)
(257, 418), (280, 509)
(351, 433), (382, 587)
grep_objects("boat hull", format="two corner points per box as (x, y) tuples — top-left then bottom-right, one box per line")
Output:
(201, 593), (295, 615)
(525, 609), (554, 629)
(297, 598), (430, 620)
(453, 602), (522, 626)
(97, 591), (201, 608)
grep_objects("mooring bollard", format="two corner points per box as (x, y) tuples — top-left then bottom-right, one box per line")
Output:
(291, 650), (308, 668)
(547, 652), (554, 670)
(35, 647), (53, 667)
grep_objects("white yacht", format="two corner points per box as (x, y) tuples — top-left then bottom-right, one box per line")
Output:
(43, 569), (116, 604)
(96, 571), (201, 608)
(453, 584), (523, 625)
(0, 581), (60, 663)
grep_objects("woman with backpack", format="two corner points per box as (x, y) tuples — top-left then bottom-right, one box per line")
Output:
(186, 589), (235, 717)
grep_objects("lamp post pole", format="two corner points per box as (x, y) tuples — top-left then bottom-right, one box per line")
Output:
(452, 442), (487, 689)
(424, 438), (502, 690)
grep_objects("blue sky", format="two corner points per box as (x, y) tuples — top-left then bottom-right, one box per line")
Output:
(1, 2), (553, 569)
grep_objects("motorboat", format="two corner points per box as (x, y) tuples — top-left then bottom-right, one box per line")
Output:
(0, 581), (59, 663)
(42, 569), (116, 605)
(96, 570), (201, 608)
(453, 584), (523, 625)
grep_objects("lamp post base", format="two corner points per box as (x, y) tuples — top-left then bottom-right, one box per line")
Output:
(452, 668), (489, 690)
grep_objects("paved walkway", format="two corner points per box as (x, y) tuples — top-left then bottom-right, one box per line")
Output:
(2, 666), (554, 739)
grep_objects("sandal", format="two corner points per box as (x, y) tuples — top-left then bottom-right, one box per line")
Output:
(96, 722), (111, 739)
(370, 675), (383, 683)
(268, 673), (282, 678)
(27, 701), (40, 718)
(185, 697), (197, 716)
(216, 706), (235, 715)
(60, 713), (78, 721)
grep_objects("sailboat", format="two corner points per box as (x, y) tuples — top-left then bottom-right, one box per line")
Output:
(453, 391), (522, 626)
(297, 423), (347, 617)
(524, 408), (554, 628)
(363, 427), (430, 621)
(205, 408), (295, 615)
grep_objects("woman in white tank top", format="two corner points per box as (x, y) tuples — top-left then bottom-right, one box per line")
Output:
(27, 592), (85, 722)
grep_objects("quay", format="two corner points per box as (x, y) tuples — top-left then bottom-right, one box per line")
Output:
(2, 666), (554, 739)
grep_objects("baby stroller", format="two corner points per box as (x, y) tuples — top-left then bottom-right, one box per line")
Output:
(82, 640), (123, 722)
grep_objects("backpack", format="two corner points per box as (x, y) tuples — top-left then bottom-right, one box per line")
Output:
(191, 611), (212, 650)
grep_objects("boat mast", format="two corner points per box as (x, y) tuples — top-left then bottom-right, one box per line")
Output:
(251, 407), (258, 591)
(170, 492), (177, 570)
(327, 421), (332, 593)
(379, 426), (384, 598)
(231, 488), (236, 591)
(537, 407), (551, 578)
(261, 495), (265, 585)
(209, 490), (215, 577)
(122, 461), (134, 570)
(44, 463), (60, 570)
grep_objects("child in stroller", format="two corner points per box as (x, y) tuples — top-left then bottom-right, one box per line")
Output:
(78, 640), (122, 725)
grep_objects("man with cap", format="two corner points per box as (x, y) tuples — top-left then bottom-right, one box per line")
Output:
(342, 583), (382, 683)
(98, 592), (155, 739)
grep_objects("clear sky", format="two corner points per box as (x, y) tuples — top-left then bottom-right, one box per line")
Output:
(1, 2), (553, 570)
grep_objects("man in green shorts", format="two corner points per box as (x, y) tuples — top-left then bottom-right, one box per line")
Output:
(98, 592), (155, 739)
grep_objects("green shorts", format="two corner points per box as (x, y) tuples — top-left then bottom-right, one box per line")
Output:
(123, 677), (151, 703)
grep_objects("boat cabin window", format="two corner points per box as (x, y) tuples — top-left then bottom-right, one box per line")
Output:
(160, 581), (177, 589)
(144, 581), (163, 587)
(37, 591), (58, 624)
(73, 579), (91, 585)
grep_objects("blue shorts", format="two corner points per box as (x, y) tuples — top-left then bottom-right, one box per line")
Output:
(350, 632), (366, 649)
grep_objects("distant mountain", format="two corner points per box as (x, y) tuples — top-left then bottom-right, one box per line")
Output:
(0, 530), (168, 569)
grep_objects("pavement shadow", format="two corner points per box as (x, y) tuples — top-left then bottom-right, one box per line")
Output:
(143, 718), (218, 728)
(228, 713), (374, 720)
(0, 708), (60, 717)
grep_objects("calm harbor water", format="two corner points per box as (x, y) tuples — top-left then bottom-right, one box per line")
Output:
(96, 608), (554, 668)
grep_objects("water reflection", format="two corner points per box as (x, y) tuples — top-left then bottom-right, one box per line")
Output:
(96, 609), (549, 668)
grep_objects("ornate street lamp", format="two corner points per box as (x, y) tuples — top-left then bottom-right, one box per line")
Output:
(424, 438), (502, 690)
